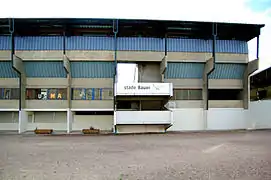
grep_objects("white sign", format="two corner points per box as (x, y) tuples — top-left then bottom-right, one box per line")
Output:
(115, 83), (173, 96)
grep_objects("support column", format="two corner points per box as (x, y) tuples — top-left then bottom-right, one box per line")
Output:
(63, 51), (71, 132)
(243, 59), (259, 109)
(13, 55), (27, 133)
(202, 23), (217, 111)
(243, 35), (260, 109)
(202, 57), (214, 110)
(113, 19), (118, 133)
(63, 29), (72, 133)
(202, 23), (217, 130)
(9, 19), (28, 133)
(160, 33), (168, 83)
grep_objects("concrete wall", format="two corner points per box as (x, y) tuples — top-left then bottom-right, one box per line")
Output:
(26, 78), (68, 88)
(71, 78), (113, 88)
(115, 111), (172, 124)
(0, 100), (19, 109)
(116, 125), (165, 134)
(207, 108), (246, 130)
(26, 100), (68, 109)
(0, 50), (248, 63)
(249, 100), (271, 129)
(168, 109), (205, 131)
(138, 63), (161, 82)
(169, 100), (243, 108)
(27, 112), (67, 131)
(72, 115), (113, 131)
(71, 100), (113, 109)
(165, 79), (243, 89)
(0, 112), (18, 131)
(169, 108), (246, 131)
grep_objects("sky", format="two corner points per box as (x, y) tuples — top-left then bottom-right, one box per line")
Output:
(0, 0), (270, 81)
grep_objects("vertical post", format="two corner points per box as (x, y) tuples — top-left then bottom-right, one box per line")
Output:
(256, 36), (259, 59)
(113, 19), (118, 133)
(206, 23), (217, 110)
(9, 19), (21, 110)
(165, 33), (167, 56)
(63, 31), (66, 55)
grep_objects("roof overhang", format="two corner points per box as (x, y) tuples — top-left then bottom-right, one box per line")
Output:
(0, 18), (265, 41)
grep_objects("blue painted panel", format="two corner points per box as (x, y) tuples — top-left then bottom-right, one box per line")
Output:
(15, 36), (63, 50)
(0, 35), (248, 53)
(166, 62), (246, 79)
(209, 63), (246, 79)
(167, 38), (209, 52)
(24, 61), (66, 77)
(71, 61), (114, 78)
(66, 36), (114, 50)
(165, 62), (204, 79)
(0, 36), (11, 50)
(216, 40), (248, 54)
(167, 38), (248, 53)
(0, 61), (18, 78)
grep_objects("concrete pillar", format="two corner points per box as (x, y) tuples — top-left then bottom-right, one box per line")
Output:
(19, 110), (28, 133)
(63, 54), (72, 133)
(12, 55), (27, 133)
(243, 59), (259, 109)
(67, 109), (73, 133)
(160, 56), (167, 83)
(202, 57), (214, 110)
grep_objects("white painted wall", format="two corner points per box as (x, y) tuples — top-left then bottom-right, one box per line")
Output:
(19, 110), (28, 133)
(168, 109), (204, 131)
(207, 108), (247, 130)
(67, 109), (73, 133)
(27, 123), (67, 131)
(73, 115), (113, 131)
(0, 112), (18, 131)
(249, 100), (271, 129)
(115, 111), (172, 125)
(27, 112), (67, 131)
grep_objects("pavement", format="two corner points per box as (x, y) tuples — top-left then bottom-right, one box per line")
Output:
(0, 131), (271, 180)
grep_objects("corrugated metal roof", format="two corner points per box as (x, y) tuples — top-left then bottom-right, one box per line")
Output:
(15, 36), (63, 50)
(165, 62), (204, 79)
(24, 61), (66, 77)
(166, 62), (246, 79)
(0, 36), (11, 50)
(209, 63), (246, 79)
(0, 61), (18, 78)
(0, 36), (248, 53)
(71, 61), (114, 78)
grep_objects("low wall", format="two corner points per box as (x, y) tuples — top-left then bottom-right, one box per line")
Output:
(115, 111), (172, 125)
(249, 100), (271, 129)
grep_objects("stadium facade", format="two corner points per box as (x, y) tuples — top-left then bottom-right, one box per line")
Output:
(0, 18), (264, 133)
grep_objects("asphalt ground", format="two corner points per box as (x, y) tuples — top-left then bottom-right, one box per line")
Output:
(0, 131), (271, 180)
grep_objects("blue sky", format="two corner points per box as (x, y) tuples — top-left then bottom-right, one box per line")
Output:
(246, 0), (271, 12)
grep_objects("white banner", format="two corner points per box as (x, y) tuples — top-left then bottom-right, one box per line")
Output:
(115, 83), (173, 96)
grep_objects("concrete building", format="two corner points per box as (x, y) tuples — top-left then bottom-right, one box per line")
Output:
(0, 18), (265, 133)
